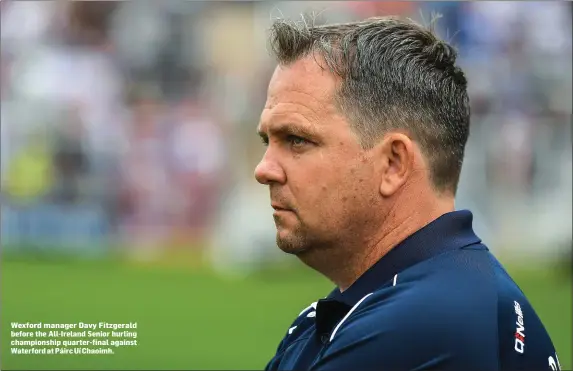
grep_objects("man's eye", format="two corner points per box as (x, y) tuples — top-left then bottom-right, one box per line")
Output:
(287, 135), (308, 147)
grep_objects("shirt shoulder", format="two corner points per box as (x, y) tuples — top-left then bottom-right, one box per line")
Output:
(314, 246), (559, 371)
(488, 256), (560, 371)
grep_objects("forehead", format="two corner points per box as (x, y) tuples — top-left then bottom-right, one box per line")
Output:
(262, 57), (340, 123)
(268, 57), (337, 102)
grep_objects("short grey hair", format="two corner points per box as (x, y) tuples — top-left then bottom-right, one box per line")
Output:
(268, 15), (470, 195)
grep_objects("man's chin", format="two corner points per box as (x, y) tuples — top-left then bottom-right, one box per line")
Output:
(276, 231), (309, 255)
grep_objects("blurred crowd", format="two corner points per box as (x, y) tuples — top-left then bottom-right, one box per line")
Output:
(1, 1), (571, 267)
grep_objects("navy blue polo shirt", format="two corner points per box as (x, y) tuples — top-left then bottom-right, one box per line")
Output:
(265, 210), (561, 371)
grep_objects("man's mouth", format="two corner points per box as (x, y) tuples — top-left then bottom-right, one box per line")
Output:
(272, 203), (295, 213)
(272, 205), (289, 211)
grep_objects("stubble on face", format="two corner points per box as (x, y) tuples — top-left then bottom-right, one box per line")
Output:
(271, 191), (320, 255)
(274, 211), (307, 254)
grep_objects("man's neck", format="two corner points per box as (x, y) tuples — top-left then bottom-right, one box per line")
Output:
(304, 190), (455, 292)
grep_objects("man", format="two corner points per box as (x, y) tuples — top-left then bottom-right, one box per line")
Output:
(255, 16), (561, 371)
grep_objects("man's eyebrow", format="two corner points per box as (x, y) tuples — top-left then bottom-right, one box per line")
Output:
(257, 122), (318, 138)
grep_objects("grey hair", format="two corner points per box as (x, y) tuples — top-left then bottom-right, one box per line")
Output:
(268, 15), (470, 195)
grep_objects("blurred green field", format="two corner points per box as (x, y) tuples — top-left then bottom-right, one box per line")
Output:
(1, 252), (571, 370)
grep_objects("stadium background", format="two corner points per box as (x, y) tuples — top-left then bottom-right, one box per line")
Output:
(1, 1), (571, 370)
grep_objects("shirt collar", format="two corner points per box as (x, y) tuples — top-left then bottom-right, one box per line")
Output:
(326, 209), (482, 307)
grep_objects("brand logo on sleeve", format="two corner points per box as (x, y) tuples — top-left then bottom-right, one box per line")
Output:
(514, 300), (525, 353)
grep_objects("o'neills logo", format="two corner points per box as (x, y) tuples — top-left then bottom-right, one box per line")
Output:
(514, 301), (525, 353)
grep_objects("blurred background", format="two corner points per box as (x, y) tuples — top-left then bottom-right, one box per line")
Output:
(1, 1), (571, 370)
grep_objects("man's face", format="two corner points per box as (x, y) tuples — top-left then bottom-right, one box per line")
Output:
(255, 57), (382, 256)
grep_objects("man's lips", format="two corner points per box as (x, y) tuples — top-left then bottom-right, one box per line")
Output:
(272, 204), (293, 212)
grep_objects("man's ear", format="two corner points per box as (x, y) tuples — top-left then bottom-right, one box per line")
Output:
(377, 133), (415, 197)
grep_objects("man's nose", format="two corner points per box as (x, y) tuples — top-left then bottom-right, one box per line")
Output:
(254, 151), (286, 185)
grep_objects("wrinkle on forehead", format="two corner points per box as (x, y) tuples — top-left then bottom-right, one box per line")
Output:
(261, 102), (322, 131)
